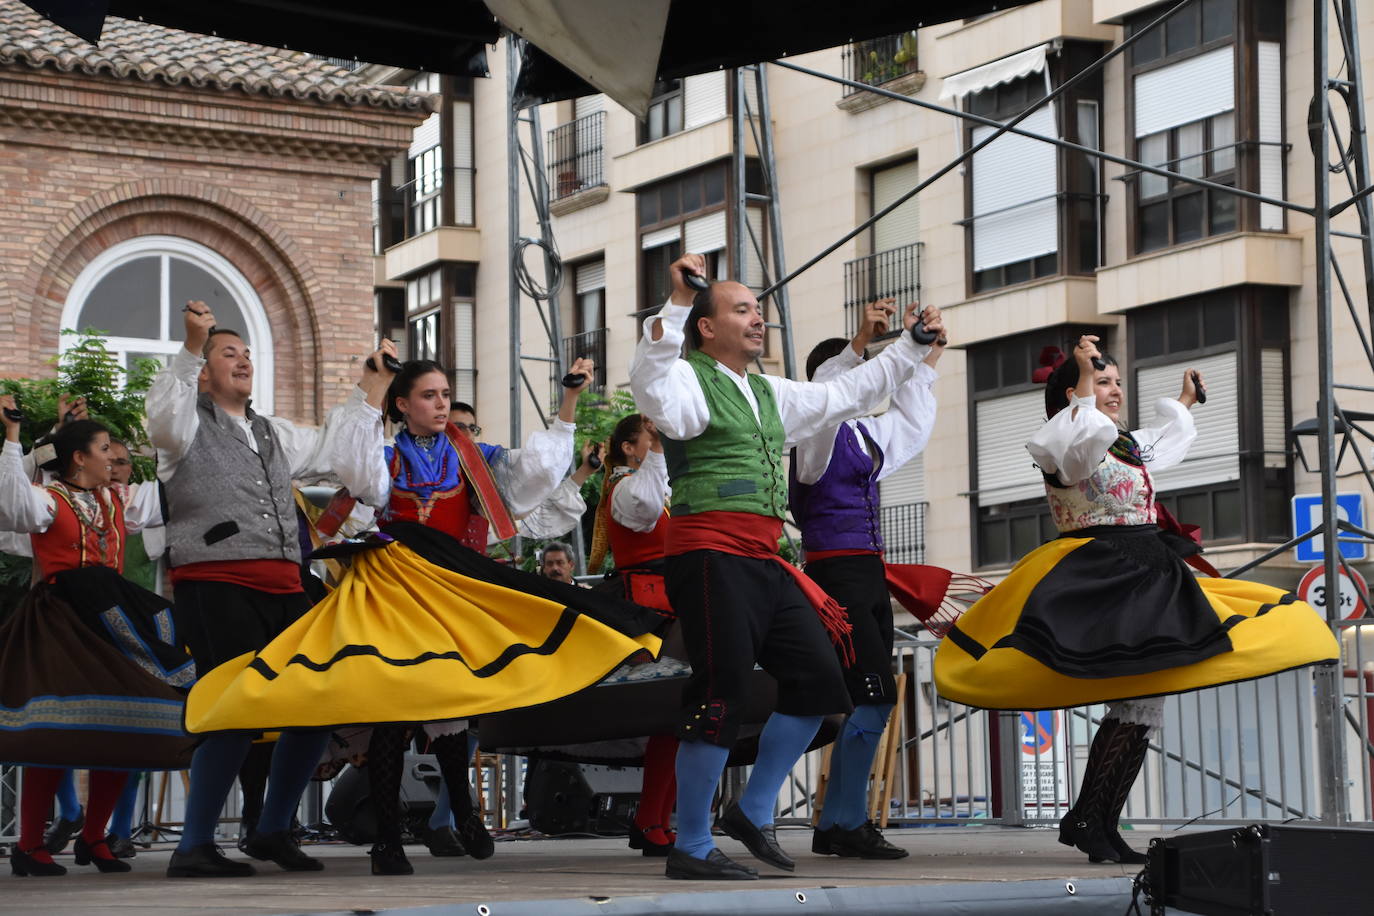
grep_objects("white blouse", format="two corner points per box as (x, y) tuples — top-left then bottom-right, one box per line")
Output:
(610, 449), (672, 533)
(0, 439), (163, 536)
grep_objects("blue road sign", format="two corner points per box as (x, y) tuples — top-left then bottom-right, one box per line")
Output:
(1292, 492), (1366, 562)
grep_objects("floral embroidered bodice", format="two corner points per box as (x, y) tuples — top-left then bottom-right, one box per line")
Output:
(1045, 434), (1156, 532)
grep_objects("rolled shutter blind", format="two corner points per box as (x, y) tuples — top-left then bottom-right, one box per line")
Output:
(684, 71), (727, 129)
(873, 159), (921, 254)
(1257, 41), (1283, 230)
(685, 211), (727, 254)
(1135, 351), (1239, 490)
(976, 390), (1049, 505)
(971, 104), (1058, 271)
(575, 260), (606, 294)
(1134, 46), (1234, 137)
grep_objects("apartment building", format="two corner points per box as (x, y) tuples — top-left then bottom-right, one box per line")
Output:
(366, 0), (1366, 588)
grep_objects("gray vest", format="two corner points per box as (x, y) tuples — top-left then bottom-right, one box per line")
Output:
(163, 393), (301, 568)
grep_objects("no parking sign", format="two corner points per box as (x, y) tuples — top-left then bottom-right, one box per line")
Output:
(1019, 710), (1069, 817)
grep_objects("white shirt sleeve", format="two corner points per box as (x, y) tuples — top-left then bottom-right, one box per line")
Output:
(629, 303), (711, 441)
(1026, 396), (1120, 486)
(611, 450), (672, 533)
(1132, 398), (1197, 472)
(327, 389), (393, 510)
(491, 419), (576, 519)
(123, 479), (164, 534)
(792, 348), (866, 486)
(769, 333), (926, 448)
(0, 440), (56, 534)
(513, 477), (587, 540)
(147, 347), (206, 484)
(868, 362), (939, 484)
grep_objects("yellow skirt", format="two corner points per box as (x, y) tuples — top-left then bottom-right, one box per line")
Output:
(185, 530), (662, 733)
(934, 535), (1339, 710)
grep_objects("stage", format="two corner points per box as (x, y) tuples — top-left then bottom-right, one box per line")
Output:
(2, 825), (1152, 915)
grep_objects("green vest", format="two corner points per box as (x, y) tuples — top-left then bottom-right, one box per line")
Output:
(661, 350), (788, 519)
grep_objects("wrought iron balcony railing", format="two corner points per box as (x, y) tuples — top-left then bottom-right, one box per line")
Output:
(841, 31), (919, 96)
(547, 111), (607, 202)
(843, 242), (923, 336)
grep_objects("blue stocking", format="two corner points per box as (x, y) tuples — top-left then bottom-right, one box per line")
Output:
(108, 772), (143, 839)
(674, 740), (730, 860)
(178, 734), (252, 851)
(817, 704), (891, 831)
(739, 713), (823, 828)
(257, 730), (331, 835)
(56, 769), (82, 821)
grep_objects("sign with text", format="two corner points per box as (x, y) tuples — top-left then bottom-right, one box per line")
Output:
(1019, 710), (1070, 818)
(1292, 493), (1366, 562)
(1297, 564), (1368, 620)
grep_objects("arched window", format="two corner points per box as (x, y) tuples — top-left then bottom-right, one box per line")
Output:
(61, 237), (274, 412)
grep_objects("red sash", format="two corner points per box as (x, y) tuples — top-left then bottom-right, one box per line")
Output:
(448, 423), (517, 543)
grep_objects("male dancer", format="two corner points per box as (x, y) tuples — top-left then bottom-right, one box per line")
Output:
(147, 303), (341, 877)
(792, 299), (945, 859)
(630, 253), (942, 880)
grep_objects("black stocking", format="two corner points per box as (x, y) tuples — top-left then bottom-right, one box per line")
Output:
(367, 726), (409, 848)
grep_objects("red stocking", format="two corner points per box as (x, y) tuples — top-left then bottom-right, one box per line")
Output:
(81, 771), (129, 857)
(19, 767), (65, 861)
(637, 734), (679, 844)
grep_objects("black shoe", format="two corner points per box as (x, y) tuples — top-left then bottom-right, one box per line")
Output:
(166, 844), (256, 878)
(422, 824), (467, 857)
(1105, 827), (1149, 865)
(105, 834), (137, 859)
(822, 821), (908, 860)
(10, 848), (67, 877)
(1057, 812), (1119, 864)
(73, 836), (132, 873)
(811, 826), (833, 855)
(717, 801), (794, 872)
(629, 824), (673, 858)
(369, 842), (414, 876)
(454, 812), (495, 860)
(665, 847), (758, 880)
(42, 811), (83, 854)
(241, 830), (324, 872)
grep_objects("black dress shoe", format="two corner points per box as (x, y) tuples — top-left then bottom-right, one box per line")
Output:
(10, 848), (67, 877)
(629, 824), (673, 857)
(241, 830), (324, 872)
(822, 821), (909, 860)
(812, 826), (833, 855)
(42, 811), (84, 854)
(369, 842), (414, 876)
(1105, 827), (1149, 865)
(665, 847), (758, 880)
(105, 834), (137, 859)
(717, 801), (794, 872)
(454, 812), (495, 860)
(73, 836), (133, 873)
(423, 824), (466, 857)
(166, 844), (256, 878)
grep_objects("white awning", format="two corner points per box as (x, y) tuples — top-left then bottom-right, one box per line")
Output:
(939, 44), (1048, 102)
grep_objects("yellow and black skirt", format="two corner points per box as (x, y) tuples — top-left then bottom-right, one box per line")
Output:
(934, 525), (1339, 710)
(185, 522), (665, 733)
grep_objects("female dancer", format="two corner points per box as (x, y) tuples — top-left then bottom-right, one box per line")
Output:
(183, 345), (663, 875)
(588, 412), (678, 856)
(934, 336), (1338, 864)
(0, 401), (195, 876)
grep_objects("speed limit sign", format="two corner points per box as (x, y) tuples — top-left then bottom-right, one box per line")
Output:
(1297, 565), (1369, 620)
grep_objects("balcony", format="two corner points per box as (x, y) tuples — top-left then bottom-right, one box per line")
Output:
(550, 326), (609, 409)
(843, 242), (923, 336)
(837, 32), (924, 113)
(547, 111), (608, 215)
(880, 502), (927, 565)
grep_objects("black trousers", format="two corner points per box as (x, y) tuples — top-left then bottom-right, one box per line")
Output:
(665, 549), (850, 747)
(172, 580), (312, 672)
(805, 554), (898, 706)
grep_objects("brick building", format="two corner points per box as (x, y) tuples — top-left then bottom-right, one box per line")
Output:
(0, 1), (429, 422)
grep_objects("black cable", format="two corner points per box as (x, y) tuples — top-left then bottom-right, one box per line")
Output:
(1173, 792), (1240, 830)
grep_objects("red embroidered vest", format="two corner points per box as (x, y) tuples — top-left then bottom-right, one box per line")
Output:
(604, 475), (669, 570)
(384, 429), (490, 553)
(31, 485), (125, 581)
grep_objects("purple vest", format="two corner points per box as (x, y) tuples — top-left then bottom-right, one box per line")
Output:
(790, 422), (884, 553)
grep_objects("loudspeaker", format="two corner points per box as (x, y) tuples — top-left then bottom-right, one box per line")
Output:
(524, 760), (641, 836)
(1145, 823), (1374, 915)
(323, 752), (441, 845)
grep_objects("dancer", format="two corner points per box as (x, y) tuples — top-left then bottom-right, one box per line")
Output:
(147, 303), (342, 878)
(791, 298), (944, 860)
(0, 405), (194, 877)
(933, 335), (1339, 864)
(182, 345), (663, 877)
(630, 253), (940, 880)
(587, 412), (678, 856)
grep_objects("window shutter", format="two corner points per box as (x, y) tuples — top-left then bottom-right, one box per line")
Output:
(880, 453), (926, 506)
(873, 159), (921, 254)
(1134, 47), (1234, 137)
(976, 390), (1049, 505)
(971, 104), (1058, 272)
(389, 154), (407, 188)
(452, 101), (474, 224)
(1261, 348), (1286, 469)
(641, 226), (681, 249)
(744, 208), (767, 289)
(452, 300), (476, 405)
(409, 112), (441, 158)
(684, 71), (727, 129)
(1257, 41), (1283, 230)
(1135, 351), (1240, 491)
(575, 260), (606, 294)
(685, 211), (727, 254)
(574, 94), (604, 119)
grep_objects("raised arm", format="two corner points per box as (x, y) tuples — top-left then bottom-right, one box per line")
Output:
(611, 444), (670, 533)
(1132, 368), (1202, 472)
(629, 254), (711, 441)
(0, 399), (56, 534)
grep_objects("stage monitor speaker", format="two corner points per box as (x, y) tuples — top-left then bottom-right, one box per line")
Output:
(524, 760), (641, 836)
(1145, 823), (1374, 915)
(323, 752), (441, 845)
